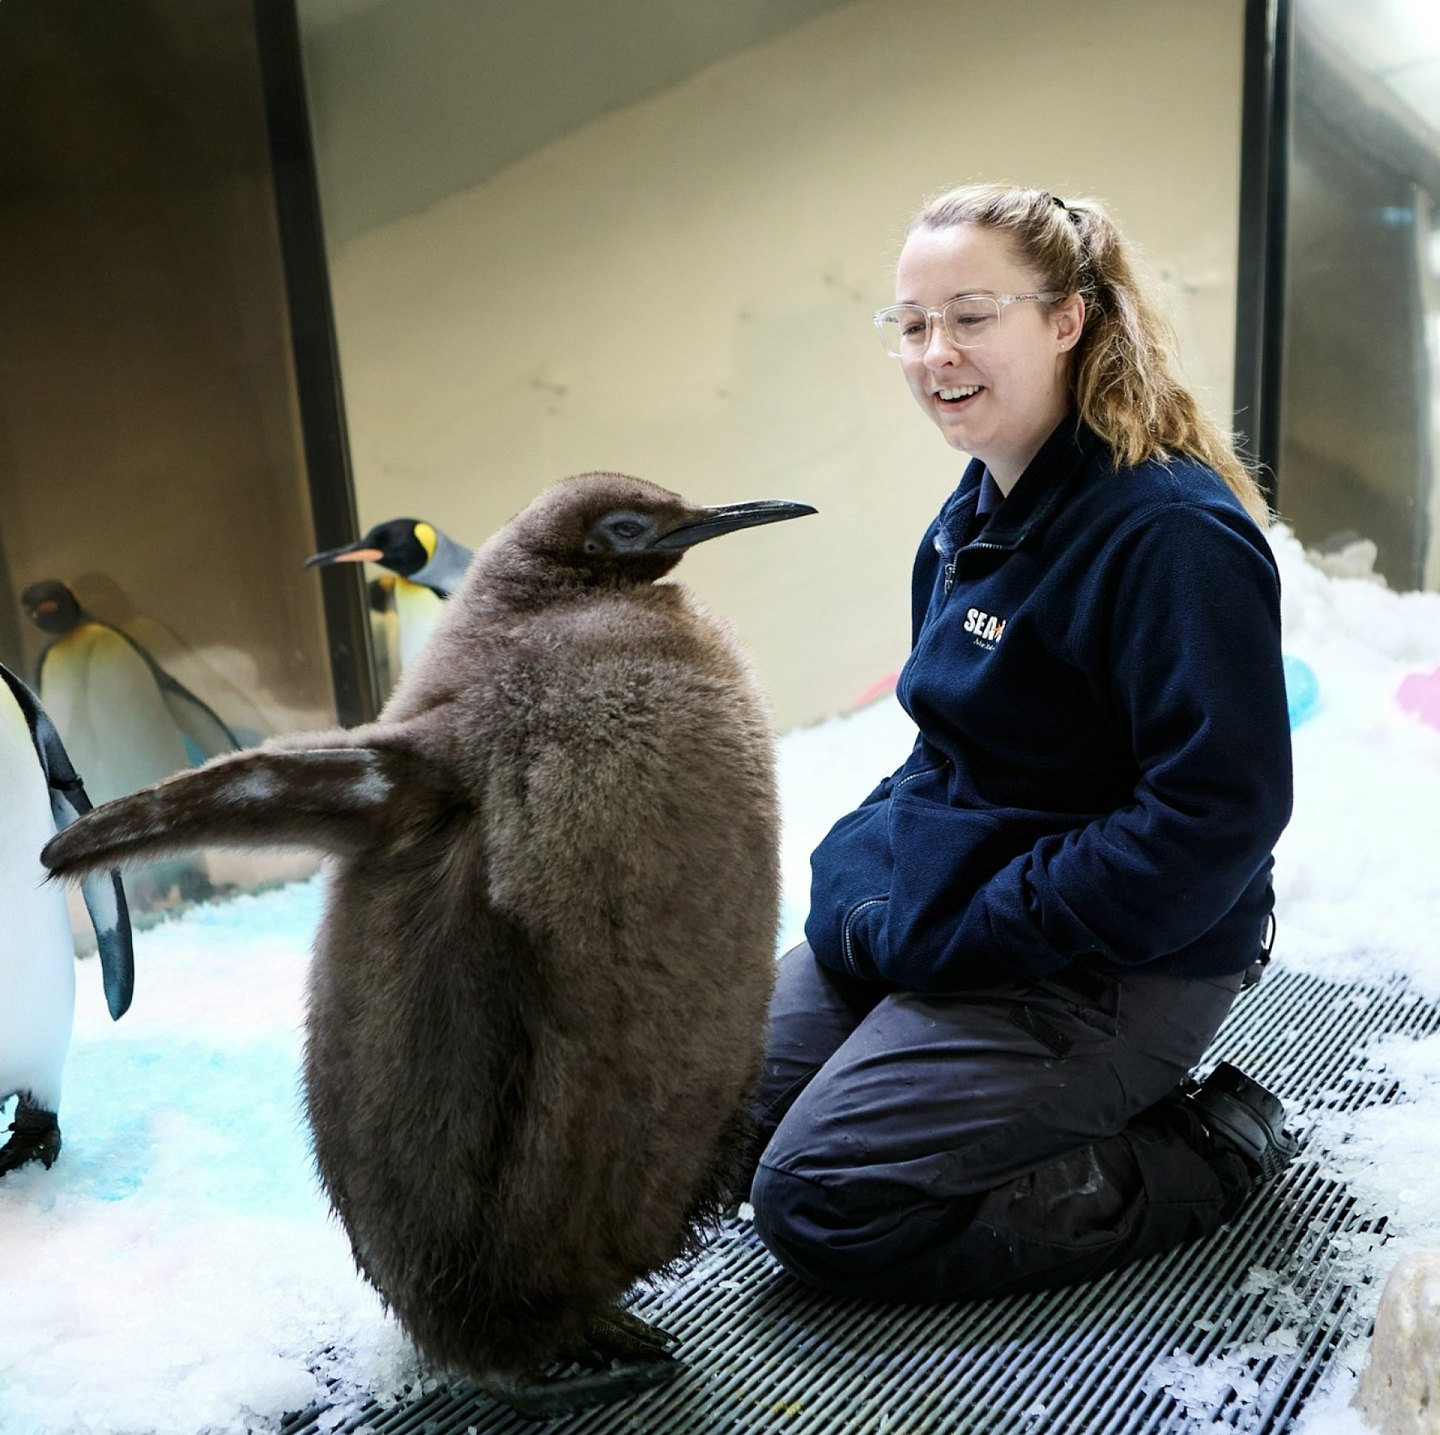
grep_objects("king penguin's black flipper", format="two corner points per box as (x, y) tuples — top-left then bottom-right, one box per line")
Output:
(107, 623), (241, 761)
(0, 662), (134, 1020)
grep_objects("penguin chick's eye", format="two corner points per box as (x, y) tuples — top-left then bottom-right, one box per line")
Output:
(584, 512), (658, 555)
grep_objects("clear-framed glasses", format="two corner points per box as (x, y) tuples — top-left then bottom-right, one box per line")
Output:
(872, 292), (1065, 357)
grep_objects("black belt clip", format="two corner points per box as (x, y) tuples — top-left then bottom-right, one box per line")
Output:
(1241, 912), (1277, 992)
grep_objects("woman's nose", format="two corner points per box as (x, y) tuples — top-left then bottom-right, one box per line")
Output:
(922, 319), (961, 364)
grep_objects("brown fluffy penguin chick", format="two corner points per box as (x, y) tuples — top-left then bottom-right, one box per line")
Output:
(42, 472), (815, 1412)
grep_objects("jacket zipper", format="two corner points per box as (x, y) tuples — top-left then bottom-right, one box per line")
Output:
(895, 760), (946, 791)
(942, 540), (1005, 595)
(841, 897), (887, 978)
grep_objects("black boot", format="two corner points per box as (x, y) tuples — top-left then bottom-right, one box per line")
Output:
(1151, 1062), (1297, 1222)
(1185, 1061), (1299, 1181)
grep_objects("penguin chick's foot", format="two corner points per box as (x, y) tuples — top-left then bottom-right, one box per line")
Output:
(477, 1306), (682, 1420)
(0, 1106), (61, 1177)
(584, 1303), (680, 1360)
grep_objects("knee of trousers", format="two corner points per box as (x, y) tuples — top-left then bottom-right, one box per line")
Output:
(749, 1161), (920, 1298)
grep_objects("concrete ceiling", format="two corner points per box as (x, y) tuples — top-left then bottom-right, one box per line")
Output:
(296, 0), (857, 249)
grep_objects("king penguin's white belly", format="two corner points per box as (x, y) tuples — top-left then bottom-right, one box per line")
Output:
(394, 580), (445, 671)
(42, 624), (190, 805)
(0, 690), (76, 1111)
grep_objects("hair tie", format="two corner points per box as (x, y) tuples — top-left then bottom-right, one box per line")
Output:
(1049, 193), (1082, 226)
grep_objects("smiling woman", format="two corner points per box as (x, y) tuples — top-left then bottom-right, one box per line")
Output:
(743, 182), (1298, 1309)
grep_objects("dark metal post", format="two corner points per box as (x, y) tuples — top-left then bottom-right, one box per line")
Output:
(1233, 0), (1294, 510)
(252, 0), (379, 726)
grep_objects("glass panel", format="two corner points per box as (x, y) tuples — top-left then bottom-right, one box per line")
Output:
(0, 0), (336, 912)
(1279, 0), (1440, 590)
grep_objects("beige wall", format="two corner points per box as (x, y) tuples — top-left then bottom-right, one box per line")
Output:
(303, 0), (1246, 732)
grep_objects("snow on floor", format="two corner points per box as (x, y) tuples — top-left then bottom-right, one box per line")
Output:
(3, 526), (1440, 1435)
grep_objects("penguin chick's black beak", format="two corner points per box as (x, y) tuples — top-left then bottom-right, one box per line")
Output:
(304, 542), (385, 570)
(648, 500), (817, 552)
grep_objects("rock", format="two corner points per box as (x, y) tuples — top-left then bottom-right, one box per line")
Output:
(1354, 1249), (1440, 1433)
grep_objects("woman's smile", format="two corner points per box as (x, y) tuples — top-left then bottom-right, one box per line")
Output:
(933, 384), (984, 405)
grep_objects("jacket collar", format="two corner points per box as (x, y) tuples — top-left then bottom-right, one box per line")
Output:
(934, 416), (1104, 558)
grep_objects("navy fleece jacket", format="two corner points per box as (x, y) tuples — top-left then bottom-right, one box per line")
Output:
(805, 418), (1293, 991)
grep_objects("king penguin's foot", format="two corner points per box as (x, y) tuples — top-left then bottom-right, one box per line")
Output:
(477, 1306), (681, 1420)
(0, 1105), (61, 1177)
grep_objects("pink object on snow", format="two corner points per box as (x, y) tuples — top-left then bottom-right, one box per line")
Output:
(1397, 666), (1440, 732)
(852, 671), (899, 709)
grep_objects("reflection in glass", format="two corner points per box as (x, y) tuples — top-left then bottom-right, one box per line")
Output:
(1280, 0), (1440, 591)
(0, 0), (337, 912)
(305, 518), (473, 698)
(24, 577), (242, 906)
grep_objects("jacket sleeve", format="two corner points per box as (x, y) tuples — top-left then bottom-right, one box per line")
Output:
(872, 504), (1293, 989)
(803, 517), (942, 975)
(803, 731), (919, 975)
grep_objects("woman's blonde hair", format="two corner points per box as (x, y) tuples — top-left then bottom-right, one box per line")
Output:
(910, 184), (1270, 525)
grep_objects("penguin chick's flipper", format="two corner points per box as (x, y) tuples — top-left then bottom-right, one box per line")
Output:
(40, 745), (419, 883)
(0, 1102), (61, 1178)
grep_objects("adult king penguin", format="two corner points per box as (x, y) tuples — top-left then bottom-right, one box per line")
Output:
(23, 580), (240, 803)
(24, 580), (241, 908)
(44, 473), (815, 1415)
(1, 662), (133, 1177)
(306, 518), (472, 679)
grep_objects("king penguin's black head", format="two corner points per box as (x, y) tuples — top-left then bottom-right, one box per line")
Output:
(517, 472), (816, 588)
(306, 519), (433, 579)
(22, 579), (85, 635)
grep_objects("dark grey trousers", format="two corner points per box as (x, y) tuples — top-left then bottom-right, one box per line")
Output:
(747, 943), (1251, 1301)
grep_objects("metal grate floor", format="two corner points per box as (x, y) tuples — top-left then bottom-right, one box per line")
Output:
(279, 966), (1440, 1434)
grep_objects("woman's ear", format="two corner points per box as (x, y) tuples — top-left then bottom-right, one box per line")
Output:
(1056, 293), (1086, 352)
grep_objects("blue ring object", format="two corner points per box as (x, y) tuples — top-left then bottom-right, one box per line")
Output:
(1283, 654), (1319, 729)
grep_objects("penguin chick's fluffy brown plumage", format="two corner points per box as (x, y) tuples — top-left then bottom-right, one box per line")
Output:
(42, 472), (809, 1378)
